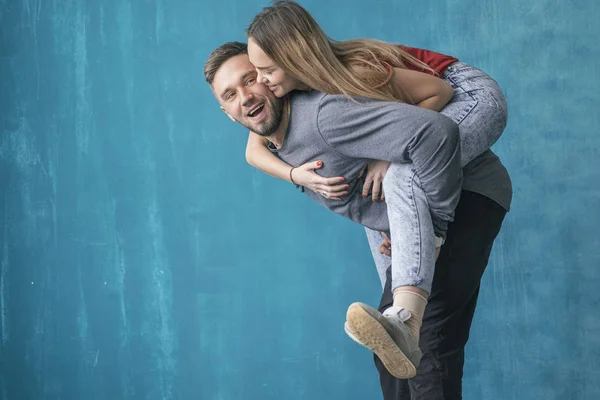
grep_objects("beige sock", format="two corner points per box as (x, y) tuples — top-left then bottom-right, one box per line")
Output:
(392, 290), (428, 341)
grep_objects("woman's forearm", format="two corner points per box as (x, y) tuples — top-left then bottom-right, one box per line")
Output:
(415, 84), (454, 112)
(393, 67), (454, 112)
(245, 132), (294, 182)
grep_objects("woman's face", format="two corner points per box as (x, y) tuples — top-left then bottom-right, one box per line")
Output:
(247, 38), (305, 97)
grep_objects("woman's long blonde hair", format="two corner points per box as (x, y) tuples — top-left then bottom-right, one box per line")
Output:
(246, 0), (436, 104)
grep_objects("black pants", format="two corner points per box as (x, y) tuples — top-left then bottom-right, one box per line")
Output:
(376, 191), (507, 399)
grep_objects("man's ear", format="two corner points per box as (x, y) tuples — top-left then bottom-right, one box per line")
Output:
(220, 106), (237, 122)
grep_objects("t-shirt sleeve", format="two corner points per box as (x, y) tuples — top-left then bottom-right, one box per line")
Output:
(316, 95), (463, 238)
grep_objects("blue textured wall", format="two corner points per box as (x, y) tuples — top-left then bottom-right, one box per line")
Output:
(1, 0), (598, 399)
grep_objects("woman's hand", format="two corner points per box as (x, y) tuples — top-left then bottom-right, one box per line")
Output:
(291, 160), (349, 200)
(362, 160), (391, 202)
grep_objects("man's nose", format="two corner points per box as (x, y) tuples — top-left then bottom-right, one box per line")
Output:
(240, 89), (255, 107)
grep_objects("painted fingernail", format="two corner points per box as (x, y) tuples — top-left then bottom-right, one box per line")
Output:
(317, 161), (322, 166)
(362, 194), (367, 198)
(344, 185), (350, 189)
(339, 177), (345, 182)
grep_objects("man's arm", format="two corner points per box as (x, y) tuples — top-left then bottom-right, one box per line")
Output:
(316, 95), (462, 238)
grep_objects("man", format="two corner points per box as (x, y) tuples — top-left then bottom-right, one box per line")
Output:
(204, 42), (511, 399)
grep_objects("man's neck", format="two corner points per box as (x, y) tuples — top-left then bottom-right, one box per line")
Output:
(266, 97), (290, 149)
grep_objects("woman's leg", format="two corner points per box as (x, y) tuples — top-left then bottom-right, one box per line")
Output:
(347, 63), (509, 380)
(441, 62), (509, 166)
(346, 162), (437, 379)
(364, 62), (508, 288)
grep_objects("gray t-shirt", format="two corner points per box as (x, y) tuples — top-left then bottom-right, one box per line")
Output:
(270, 90), (512, 237)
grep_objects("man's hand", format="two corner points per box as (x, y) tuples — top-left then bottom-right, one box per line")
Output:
(378, 231), (441, 259)
(378, 232), (392, 257)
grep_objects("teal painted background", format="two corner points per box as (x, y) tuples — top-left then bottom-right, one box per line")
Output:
(1, 0), (598, 399)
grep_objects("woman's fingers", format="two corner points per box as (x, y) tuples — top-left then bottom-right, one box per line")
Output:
(362, 178), (373, 199)
(371, 179), (382, 202)
(316, 187), (348, 200)
(313, 181), (349, 200)
(303, 160), (323, 170)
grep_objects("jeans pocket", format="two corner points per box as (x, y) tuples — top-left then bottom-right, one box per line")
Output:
(441, 89), (478, 126)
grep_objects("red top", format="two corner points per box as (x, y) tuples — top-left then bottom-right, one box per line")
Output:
(399, 45), (458, 76)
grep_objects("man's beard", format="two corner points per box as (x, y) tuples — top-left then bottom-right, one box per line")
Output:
(241, 96), (284, 136)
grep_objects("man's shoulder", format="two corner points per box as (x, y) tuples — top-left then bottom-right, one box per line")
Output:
(288, 89), (328, 106)
(290, 91), (395, 111)
(288, 91), (328, 131)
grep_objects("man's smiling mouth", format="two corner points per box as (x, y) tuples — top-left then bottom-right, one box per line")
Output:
(247, 103), (265, 117)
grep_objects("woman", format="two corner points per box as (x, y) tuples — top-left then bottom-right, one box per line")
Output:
(244, 0), (508, 379)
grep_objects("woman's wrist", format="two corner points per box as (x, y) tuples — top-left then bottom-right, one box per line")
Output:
(289, 166), (297, 184)
(289, 166), (305, 192)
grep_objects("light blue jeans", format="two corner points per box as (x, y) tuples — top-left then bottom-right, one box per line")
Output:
(369, 62), (508, 293)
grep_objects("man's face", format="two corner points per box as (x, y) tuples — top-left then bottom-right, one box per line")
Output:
(211, 54), (284, 136)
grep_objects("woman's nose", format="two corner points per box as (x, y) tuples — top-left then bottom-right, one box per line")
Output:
(257, 71), (268, 84)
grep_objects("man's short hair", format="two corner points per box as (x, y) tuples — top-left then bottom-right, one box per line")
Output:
(204, 41), (248, 85)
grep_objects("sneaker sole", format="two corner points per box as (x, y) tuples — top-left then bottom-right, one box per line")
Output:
(344, 322), (367, 348)
(346, 303), (417, 379)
